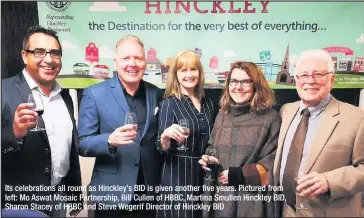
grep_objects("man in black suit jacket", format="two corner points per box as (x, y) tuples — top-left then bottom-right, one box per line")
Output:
(1, 26), (83, 217)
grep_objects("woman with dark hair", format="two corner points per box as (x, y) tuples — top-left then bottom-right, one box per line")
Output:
(199, 61), (281, 217)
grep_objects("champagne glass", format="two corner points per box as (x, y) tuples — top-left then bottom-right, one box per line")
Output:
(204, 146), (218, 181)
(294, 171), (307, 210)
(125, 112), (137, 144)
(177, 118), (189, 151)
(28, 93), (45, 132)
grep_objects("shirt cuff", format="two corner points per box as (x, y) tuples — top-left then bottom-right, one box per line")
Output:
(16, 137), (24, 144)
(228, 167), (244, 186)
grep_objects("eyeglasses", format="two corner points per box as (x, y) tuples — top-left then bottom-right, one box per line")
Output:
(229, 79), (253, 87)
(295, 72), (332, 82)
(24, 48), (62, 59)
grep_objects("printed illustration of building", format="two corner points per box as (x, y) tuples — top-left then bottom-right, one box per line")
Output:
(144, 48), (162, 80)
(162, 57), (174, 83)
(93, 64), (109, 78)
(264, 61), (273, 81)
(331, 57), (337, 71)
(73, 63), (90, 75)
(276, 45), (295, 85)
(337, 57), (354, 72)
(146, 59), (162, 75)
(353, 57), (364, 73)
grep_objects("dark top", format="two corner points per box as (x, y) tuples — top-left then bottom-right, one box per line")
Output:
(203, 102), (282, 218)
(120, 80), (147, 132)
(120, 81), (148, 192)
(156, 95), (215, 218)
(1, 73), (82, 216)
(157, 95), (215, 157)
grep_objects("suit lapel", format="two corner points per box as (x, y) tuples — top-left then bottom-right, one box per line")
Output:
(142, 82), (154, 138)
(15, 73), (31, 103)
(302, 98), (339, 173)
(60, 89), (75, 126)
(274, 102), (300, 185)
(109, 74), (130, 113)
(15, 73), (49, 143)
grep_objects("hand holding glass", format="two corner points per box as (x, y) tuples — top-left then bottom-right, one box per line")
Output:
(204, 147), (218, 181)
(125, 112), (137, 144)
(177, 118), (189, 151)
(28, 93), (45, 131)
(294, 171), (307, 210)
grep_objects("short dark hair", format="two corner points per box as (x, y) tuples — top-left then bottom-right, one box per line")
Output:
(22, 25), (62, 53)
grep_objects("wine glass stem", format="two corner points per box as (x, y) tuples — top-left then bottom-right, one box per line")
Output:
(35, 116), (40, 130)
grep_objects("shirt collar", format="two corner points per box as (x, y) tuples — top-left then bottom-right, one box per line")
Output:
(119, 79), (145, 97)
(298, 94), (332, 119)
(22, 69), (62, 95)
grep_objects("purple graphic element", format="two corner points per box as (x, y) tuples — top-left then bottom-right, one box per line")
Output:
(195, 47), (202, 58)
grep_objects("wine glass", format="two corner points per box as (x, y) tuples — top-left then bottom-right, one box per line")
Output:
(177, 118), (189, 151)
(204, 146), (218, 181)
(28, 93), (45, 132)
(125, 112), (137, 144)
(125, 112), (137, 129)
(294, 171), (307, 210)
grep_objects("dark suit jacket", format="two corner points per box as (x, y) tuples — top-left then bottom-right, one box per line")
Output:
(1, 73), (83, 215)
(78, 74), (163, 205)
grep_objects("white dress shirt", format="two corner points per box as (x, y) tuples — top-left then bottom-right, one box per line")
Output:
(23, 70), (73, 186)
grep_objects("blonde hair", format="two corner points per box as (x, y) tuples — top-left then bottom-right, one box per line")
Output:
(219, 61), (274, 112)
(116, 35), (144, 49)
(164, 50), (205, 99)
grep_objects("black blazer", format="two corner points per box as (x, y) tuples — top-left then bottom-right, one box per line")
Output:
(1, 73), (83, 214)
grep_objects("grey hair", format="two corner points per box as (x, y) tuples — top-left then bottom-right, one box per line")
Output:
(295, 49), (335, 75)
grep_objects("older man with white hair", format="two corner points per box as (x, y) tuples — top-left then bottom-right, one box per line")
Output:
(272, 49), (364, 217)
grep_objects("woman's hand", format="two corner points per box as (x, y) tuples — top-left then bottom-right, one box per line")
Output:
(160, 124), (185, 150)
(218, 170), (229, 184)
(199, 154), (219, 171)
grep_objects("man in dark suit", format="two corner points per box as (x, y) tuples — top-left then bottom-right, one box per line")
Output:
(1, 26), (83, 217)
(78, 35), (163, 217)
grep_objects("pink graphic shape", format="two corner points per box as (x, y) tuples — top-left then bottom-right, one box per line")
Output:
(322, 46), (354, 56)
(147, 48), (157, 62)
(209, 56), (219, 69)
(85, 42), (99, 63)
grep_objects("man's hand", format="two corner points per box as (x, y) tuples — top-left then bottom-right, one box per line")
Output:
(296, 172), (330, 198)
(218, 170), (229, 185)
(108, 124), (137, 146)
(13, 103), (37, 138)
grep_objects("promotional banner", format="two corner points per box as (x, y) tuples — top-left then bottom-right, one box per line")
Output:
(38, 2), (364, 89)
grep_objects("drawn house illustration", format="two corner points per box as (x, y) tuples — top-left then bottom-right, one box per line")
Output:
(73, 63), (90, 75)
(276, 45), (295, 85)
(162, 57), (174, 83)
(146, 48), (162, 75)
(331, 57), (338, 71)
(93, 64), (109, 78)
(353, 57), (364, 73)
(337, 57), (354, 72)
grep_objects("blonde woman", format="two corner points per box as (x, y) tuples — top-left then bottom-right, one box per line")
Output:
(199, 61), (281, 217)
(156, 50), (215, 218)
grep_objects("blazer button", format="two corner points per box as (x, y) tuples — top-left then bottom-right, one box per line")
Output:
(45, 148), (49, 153)
(44, 167), (50, 173)
(135, 163), (139, 167)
